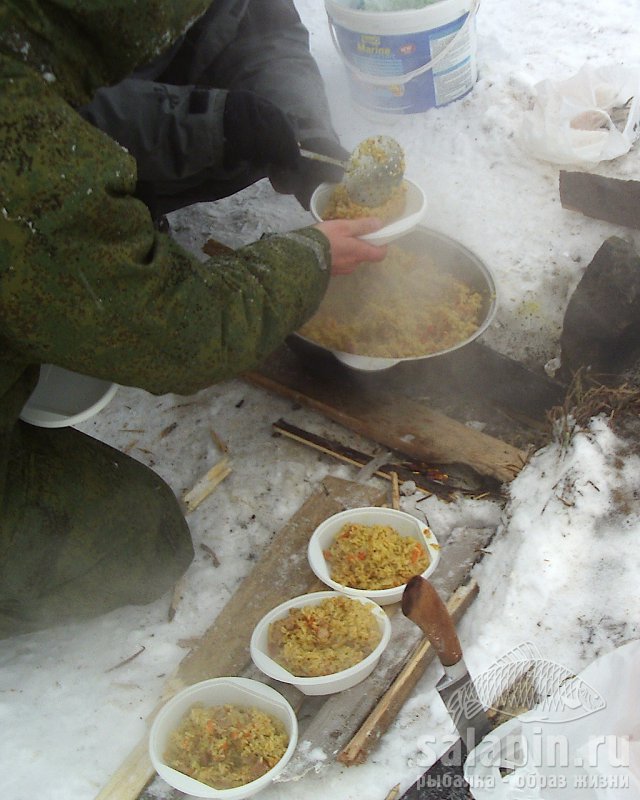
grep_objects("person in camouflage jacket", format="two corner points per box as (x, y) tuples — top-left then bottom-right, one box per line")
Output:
(0, 0), (385, 637)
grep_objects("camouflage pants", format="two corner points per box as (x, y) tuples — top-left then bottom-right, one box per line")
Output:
(0, 423), (194, 638)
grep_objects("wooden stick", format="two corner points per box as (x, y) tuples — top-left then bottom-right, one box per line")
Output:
(390, 471), (400, 510)
(199, 542), (221, 567)
(273, 419), (462, 500)
(202, 238), (235, 257)
(209, 427), (229, 454)
(105, 646), (146, 673)
(338, 579), (480, 766)
(182, 457), (231, 513)
(167, 575), (187, 622)
(246, 365), (527, 484)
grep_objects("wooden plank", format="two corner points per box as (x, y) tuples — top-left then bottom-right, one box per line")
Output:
(559, 171), (640, 230)
(95, 476), (387, 800)
(272, 418), (467, 501)
(338, 579), (479, 765)
(245, 360), (526, 484)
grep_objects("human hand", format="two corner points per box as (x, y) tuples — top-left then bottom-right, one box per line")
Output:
(223, 90), (300, 171)
(315, 218), (387, 275)
(270, 137), (349, 210)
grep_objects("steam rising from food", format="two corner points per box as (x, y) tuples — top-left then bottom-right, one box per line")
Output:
(299, 244), (484, 358)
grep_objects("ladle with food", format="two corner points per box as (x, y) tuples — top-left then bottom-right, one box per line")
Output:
(308, 135), (426, 246)
(301, 134), (405, 206)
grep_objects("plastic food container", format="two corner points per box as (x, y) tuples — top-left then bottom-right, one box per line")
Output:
(307, 506), (440, 606)
(310, 177), (428, 245)
(19, 364), (117, 428)
(148, 677), (298, 799)
(250, 590), (392, 696)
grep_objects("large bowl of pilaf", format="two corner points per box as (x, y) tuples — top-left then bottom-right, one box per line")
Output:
(307, 507), (441, 606)
(293, 226), (497, 371)
(148, 677), (298, 798)
(250, 591), (392, 695)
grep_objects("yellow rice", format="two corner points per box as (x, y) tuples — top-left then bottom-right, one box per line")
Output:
(298, 245), (484, 358)
(164, 703), (288, 790)
(324, 522), (429, 590)
(322, 181), (407, 224)
(268, 595), (381, 677)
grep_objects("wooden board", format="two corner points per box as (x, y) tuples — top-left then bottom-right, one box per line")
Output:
(560, 171), (640, 230)
(245, 345), (530, 485)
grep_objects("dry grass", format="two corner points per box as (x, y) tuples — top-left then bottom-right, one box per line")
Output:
(547, 368), (640, 447)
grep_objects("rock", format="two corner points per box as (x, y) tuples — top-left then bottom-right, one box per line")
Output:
(559, 236), (640, 385)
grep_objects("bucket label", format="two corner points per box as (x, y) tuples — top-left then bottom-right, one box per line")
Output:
(332, 12), (477, 114)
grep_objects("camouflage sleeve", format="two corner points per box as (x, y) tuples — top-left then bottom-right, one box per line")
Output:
(0, 67), (330, 396)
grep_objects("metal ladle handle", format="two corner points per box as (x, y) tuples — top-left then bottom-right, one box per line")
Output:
(299, 148), (347, 170)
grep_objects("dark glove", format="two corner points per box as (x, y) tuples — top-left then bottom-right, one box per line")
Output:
(269, 137), (350, 210)
(223, 90), (300, 172)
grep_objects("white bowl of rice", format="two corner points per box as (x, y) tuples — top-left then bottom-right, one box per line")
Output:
(148, 676), (298, 798)
(310, 177), (427, 246)
(250, 591), (392, 696)
(307, 507), (440, 606)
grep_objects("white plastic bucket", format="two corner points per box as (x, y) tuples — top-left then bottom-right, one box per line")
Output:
(325, 0), (479, 115)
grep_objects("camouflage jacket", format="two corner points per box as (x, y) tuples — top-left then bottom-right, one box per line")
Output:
(0, 0), (330, 496)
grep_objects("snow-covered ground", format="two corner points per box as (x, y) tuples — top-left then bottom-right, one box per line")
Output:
(2, 2), (640, 799)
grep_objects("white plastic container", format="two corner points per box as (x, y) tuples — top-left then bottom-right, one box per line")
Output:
(250, 591), (392, 696)
(19, 364), (117, 428)
(148, 677), (298, 799)
(307, 506), (440, 605)
(309, 177), (428, 245)
(325, 0), (479, 115)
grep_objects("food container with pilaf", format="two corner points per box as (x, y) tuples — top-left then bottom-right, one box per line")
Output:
(292, 226), (497, 371)
(148, 677), (298, 799)
(250, 591), (392, 695)
(310, 177), (428, 245)
(307, 507), (440, 605)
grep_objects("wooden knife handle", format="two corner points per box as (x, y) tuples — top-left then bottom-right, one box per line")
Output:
(401, 576), (463, 666)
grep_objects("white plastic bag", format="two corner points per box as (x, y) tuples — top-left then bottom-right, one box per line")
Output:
(463, 639), (640, 799)
(520, 64), (640, 166)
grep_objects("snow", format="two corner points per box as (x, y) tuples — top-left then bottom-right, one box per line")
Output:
(2, 1), (640, 799)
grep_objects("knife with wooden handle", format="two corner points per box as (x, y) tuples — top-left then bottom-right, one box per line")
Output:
(402, 576), (491, 751)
